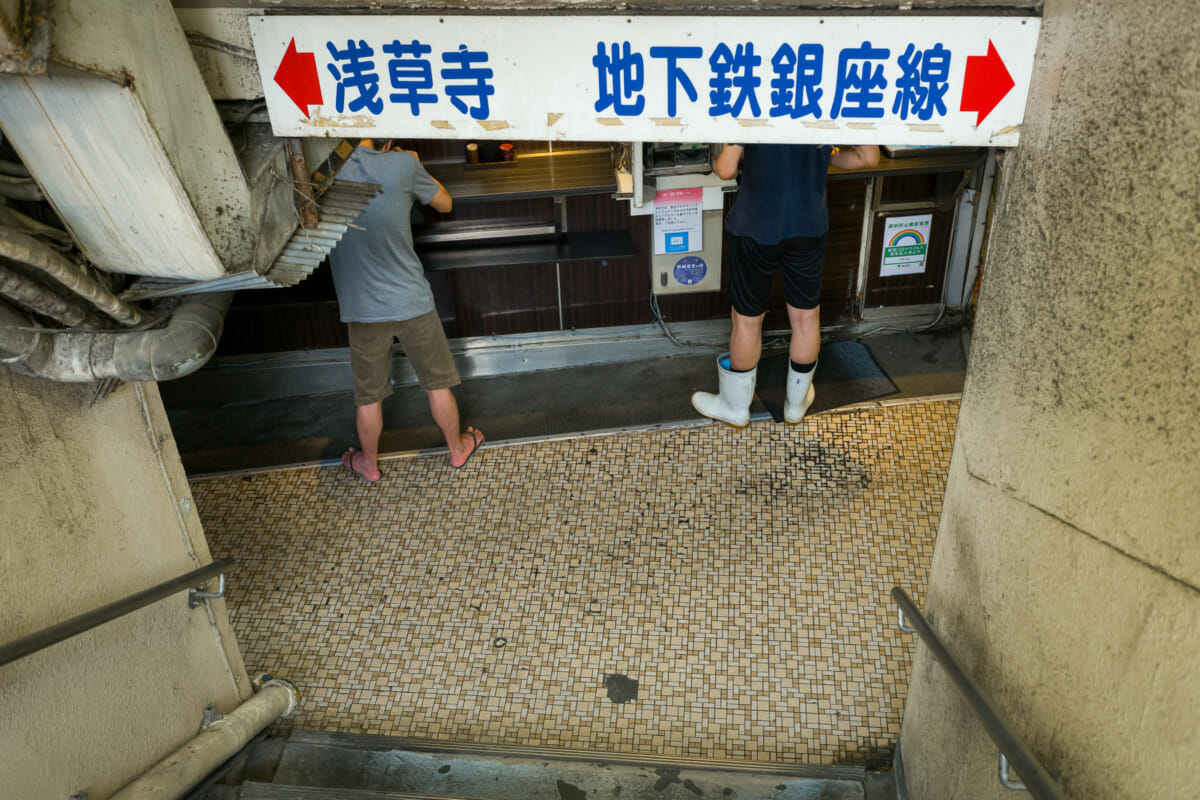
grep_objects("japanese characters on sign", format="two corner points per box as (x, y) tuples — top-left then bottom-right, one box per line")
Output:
(323, 38), (496, 120)
(252, 16), (1040, 146)
(593, 40), (953, 122)
(653, 188), (704, 256)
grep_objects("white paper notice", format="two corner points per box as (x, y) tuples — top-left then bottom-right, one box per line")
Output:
(880, 214), (933, 277)
(653, 188), (703, 256)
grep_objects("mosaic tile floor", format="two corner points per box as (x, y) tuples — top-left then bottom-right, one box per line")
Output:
(192, 399), (958, 767)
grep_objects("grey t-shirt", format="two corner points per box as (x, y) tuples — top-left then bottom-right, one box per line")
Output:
(329, 148), (442, 323)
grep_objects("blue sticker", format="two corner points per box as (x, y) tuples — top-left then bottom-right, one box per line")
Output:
(665, 232), (689, 253)
(673, 255), (707, 286)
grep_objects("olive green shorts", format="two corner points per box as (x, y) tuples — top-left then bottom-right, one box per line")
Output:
(348, 310), (460, 406)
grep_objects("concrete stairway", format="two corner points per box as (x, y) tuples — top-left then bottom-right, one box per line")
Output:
(210, 731), (901, 800)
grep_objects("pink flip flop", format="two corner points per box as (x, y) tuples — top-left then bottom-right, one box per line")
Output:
(451, 427), (484, 469)
(341, 447), (380, 483)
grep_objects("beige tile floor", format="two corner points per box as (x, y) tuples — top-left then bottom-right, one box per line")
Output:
(193, 399), (958, 767)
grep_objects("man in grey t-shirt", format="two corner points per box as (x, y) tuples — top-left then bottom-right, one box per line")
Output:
(330, 139), (483, 482)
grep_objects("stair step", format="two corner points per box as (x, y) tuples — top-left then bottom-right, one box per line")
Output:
(266, 731), (882, 800)
(240, 783), (467, 800)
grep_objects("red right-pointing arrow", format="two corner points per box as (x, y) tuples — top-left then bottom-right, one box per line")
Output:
(960, 40), (1015, 127)
(273, 37), (323, 118)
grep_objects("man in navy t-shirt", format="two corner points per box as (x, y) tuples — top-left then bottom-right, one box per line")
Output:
(691, 143), (879, 427)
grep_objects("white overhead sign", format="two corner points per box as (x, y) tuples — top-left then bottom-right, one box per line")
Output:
(251, 15), (1040, 146)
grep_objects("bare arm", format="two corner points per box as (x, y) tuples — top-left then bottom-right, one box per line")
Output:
(398, 148), (453, 213)
(829, 145), (880, 171)
(713, 144), (744, 180)
(427, 181), (452, 213)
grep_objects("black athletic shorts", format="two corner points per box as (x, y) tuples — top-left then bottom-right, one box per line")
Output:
(728, 233), (827, 316)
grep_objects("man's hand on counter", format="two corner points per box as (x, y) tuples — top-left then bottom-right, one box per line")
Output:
(830, 145), (881, 171)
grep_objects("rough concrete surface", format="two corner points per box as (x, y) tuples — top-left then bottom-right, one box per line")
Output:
(901, 1), (1200, 799)
(959, 0), (1200, 590)
(0, 374), (250, 799)
(904, 451), (1200, 800)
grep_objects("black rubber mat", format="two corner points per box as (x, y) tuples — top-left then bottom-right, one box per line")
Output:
(754, 340), (899, 423)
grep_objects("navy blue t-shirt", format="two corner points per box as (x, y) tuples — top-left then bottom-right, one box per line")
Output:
(724, 144), (834, 244)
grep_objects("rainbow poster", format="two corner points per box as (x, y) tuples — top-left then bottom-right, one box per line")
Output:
(880, 214), (933, 277)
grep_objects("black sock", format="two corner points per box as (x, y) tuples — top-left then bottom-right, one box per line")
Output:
(730, 364), (754, 373)
(790, 359), (816, 374)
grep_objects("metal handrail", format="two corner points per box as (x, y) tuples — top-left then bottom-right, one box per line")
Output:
(0, 558), (235, 668)
(892, 587), (1064, 799)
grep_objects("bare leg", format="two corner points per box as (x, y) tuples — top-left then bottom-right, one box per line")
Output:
(345, 402), (383, 482)
(787, 304), (821, 364)
(729, 309), (766, 371)
(428, 388), (483, 467)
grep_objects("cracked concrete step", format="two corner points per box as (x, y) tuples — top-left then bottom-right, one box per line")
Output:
(258, 731), (894, 800)
(239, 784), (468, 800)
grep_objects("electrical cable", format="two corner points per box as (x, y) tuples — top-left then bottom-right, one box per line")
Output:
(0, 309), (168, 335)
(231, 101), (268, 155)
(649, 293), (720, 349)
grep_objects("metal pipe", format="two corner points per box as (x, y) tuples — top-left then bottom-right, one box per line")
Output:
(0, 160), (31, 177)
(285, 139), (320, 230)
(0, 264), (100, 327)
(891, 588), (1064, 800)
(0, 175), (44, 202)
(632, 141), (645, 209)
(0, 202), (73, 245)
(0, 559), (235, 668)
(108, 680), (299, 800)
(0, 292), (233, 382)
(0, 226), (143, 325)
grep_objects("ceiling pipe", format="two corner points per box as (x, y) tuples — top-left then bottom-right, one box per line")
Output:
(0, 265), (102, 327)
(0, 226), (143, 325)
(0, 203), (73, 247)
(0, 160), (31, 177)
(0, 292), (233, 382)
(0, 174), (44, 202)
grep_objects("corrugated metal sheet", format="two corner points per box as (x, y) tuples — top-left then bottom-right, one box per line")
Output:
(120, 180), (379, 301)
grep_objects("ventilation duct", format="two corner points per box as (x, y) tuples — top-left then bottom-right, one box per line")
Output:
(0, 293), (233, 382)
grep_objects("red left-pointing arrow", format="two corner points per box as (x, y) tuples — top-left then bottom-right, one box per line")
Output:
(273, 38), (323, 118)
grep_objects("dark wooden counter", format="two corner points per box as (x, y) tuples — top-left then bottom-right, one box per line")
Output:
(420, 231), (634, 272)
(427, 146), (980, 201)
(830, 150), (980, 180)
(426, 149), (618, 203)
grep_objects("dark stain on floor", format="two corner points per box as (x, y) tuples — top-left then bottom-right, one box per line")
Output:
(557, 778), (588, 800)
(834, 741), (894, 771)
(605, 673), (639, 704)
(653, 767), (681, 791)
(737, 437), (871, 498)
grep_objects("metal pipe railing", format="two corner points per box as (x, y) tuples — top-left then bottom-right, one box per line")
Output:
(892, 587), (1064, 799)
(0, 558), (235, 668)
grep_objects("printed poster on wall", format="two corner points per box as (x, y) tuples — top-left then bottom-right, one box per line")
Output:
(653, 188), (703, 256)
(880, 214), (933, 277)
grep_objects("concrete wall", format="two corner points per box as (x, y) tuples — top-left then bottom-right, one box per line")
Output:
(0, 373), (250, 799)
(899, 1), (1200, 798)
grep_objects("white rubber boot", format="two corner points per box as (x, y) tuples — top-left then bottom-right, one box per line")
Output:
(784, 361), (817, 424)
(691, 353), (756, 427)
